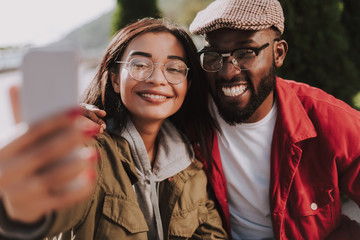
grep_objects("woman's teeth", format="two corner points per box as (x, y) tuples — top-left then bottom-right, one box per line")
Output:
(222, 85), (247, 97)
(141, 93), (167, 100)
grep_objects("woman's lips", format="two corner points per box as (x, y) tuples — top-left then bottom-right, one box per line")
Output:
(136, 90), (172, 102)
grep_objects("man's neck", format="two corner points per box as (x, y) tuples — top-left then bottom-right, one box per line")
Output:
(244, 91), (275, 123)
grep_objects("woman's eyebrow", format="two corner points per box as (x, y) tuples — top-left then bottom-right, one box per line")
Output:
(129, 51), (186, 62)
(129, 51), (152, 57)
(168, 55), (186, 62)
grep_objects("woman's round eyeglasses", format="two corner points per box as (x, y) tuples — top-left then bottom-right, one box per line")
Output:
(116, 57), (189, 85)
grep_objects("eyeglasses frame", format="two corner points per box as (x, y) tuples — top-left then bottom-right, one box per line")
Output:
(115, 57), (190, 85)
(198, 39), (280, 72)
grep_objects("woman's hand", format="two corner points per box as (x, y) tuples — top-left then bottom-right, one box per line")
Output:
(79, 103), (107, 133)
(0, 111), (99, 224)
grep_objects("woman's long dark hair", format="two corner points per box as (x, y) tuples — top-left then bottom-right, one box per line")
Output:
(81, 18), (217, 167)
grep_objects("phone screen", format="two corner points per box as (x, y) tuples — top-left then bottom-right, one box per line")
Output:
(21, 47), (79, 124)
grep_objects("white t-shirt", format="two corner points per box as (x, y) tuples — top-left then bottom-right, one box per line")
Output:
(210, 100), (277, 240)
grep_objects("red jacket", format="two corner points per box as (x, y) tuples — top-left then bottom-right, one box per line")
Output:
(203, 78), (360, 239)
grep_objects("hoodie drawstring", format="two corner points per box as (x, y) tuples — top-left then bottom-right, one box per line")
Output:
(147, 170), (164, 240)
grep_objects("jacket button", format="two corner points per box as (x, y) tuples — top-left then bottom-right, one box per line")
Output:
(311, 202), (318, 210)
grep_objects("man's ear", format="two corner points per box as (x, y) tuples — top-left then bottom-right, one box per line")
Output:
(274, 39), (288, 68)
(110, 73), (120, 93)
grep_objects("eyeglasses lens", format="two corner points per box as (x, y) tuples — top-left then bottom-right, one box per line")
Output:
(129, 58), (153, 80)
(200, 52), (222, 72)
(128, 57), (187, 84)
(200, 50), (257, 72)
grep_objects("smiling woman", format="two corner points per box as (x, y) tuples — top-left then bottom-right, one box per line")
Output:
(113, 32), (189, 128)
(0, 18), (227, 240)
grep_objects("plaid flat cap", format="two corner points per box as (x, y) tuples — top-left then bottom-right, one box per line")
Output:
(189, 0), (284, 35)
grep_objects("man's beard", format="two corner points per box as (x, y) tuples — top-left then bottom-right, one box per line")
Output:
(212, 64), (276, 125)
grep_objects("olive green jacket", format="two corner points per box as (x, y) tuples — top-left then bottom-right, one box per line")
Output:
(44, 132), (227, 240)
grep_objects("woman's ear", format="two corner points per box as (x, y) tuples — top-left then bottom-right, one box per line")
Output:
(110, 72), (120, 93)
(274, 39), (288, 68)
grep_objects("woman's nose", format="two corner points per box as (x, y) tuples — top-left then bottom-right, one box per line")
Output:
(145, 64), (168, 85)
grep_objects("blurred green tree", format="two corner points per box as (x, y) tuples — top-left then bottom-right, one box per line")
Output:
(278, 0), (359, 106)
(112, 0), (161, 34)
(158, 0), (213, 48)
(158, 0), (213, 26)
(342, 0), (360, 109)
(342, 0), (360, 70)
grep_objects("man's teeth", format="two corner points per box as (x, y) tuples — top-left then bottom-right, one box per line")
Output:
(222, 85), (247, 97)
(141, 93), (167, 100)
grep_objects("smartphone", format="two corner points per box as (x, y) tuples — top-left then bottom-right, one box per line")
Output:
(21, 47), (79, 124)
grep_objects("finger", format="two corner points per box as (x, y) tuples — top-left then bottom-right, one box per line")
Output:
(9, 85), (21, 124)
(1, 147), (97, 215)
(95, 117), (106, 132)
(0, 120), (99, 188)
(79, 104), (106, 130)
(39, 147), (98, 193)
(2, 165), (96, 224)
(93, 109), (106, 118)
(35, 167), (96, 216)
(78, 115), (104, 134)
(79, 103), (106, 116)
(49, 169), (96, 213)
(0, 108), (81, 161)
(79, 103), (99, 111)
(80, 108), (98, 122)
(92, 110), (107, 131)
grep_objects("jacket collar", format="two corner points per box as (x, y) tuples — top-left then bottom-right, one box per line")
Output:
(270, 78), (318, 237)
(113, 136), (139, 185)
(275, 77), (317, 143)
(106, 118), (197, 185)
(105, 120), (139, 185)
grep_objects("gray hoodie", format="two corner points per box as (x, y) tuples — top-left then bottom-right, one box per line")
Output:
(121, 119), (194, 240)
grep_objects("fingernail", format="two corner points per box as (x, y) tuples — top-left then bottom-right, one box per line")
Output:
(101, 123), (106, 130)
(66, 107), (82, 119)
(83, 126), (100, 137)
(87, 169), (97, 181)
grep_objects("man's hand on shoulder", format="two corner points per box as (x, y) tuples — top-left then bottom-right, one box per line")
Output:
(79, 103), (107, 133)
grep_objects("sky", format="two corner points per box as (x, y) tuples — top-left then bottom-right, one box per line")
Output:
(0, 0), (116, 48)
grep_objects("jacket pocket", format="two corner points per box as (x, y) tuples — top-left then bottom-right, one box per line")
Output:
(168, 203), (208, 238)
(287, 187), (335, 239)
(95, 194), (148, 239)
(290, 187), (334, 217)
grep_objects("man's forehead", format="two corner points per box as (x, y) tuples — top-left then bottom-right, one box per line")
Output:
(203, 28), (269, 48)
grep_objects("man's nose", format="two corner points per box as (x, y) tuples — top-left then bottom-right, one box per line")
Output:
(218, 57), (241, 80)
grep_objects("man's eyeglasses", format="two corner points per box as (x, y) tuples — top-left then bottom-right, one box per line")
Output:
(198, 41), (275, 72)
(116, 57), (189, 85)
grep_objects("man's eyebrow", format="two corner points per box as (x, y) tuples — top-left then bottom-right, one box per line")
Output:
(168, 55), (186, 62)
(204, 39), (256, 49)
(129, 51), (152, 57)
(236, 39), (255, 45)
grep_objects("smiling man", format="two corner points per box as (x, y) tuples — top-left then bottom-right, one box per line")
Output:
(190, 0), (360, 239)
